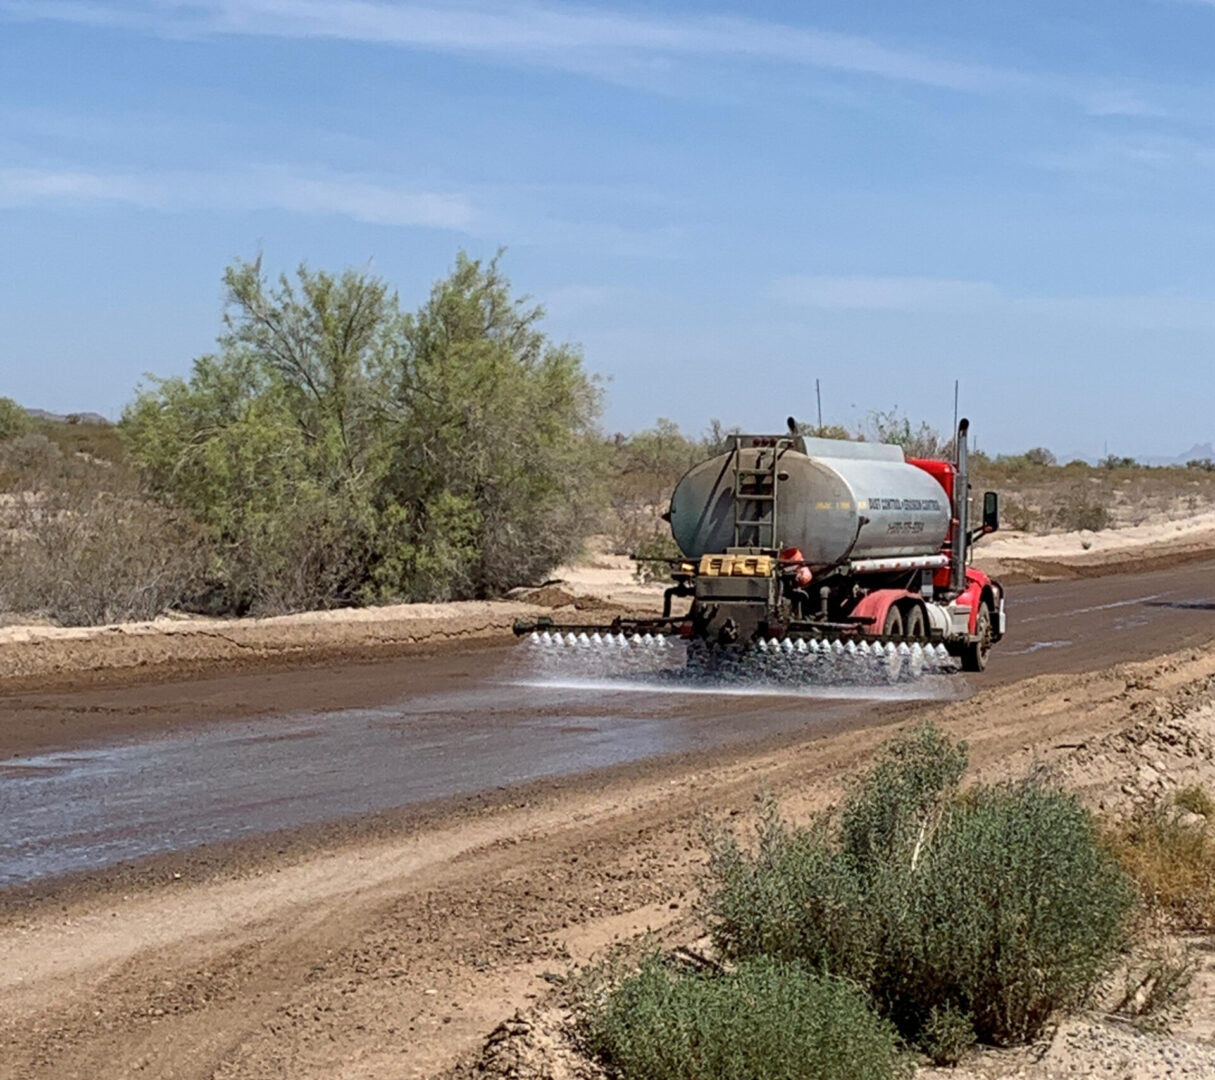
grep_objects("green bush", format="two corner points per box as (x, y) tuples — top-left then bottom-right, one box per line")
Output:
(580, 954), (907, 1080)
(122, 252), (603, 613)
(0, 397), (30, 441)
(902, 782), (1132, 1044)
(706, 725), (1134, 1050)
(838, 722), (968, 875)
(1000, 496), (1040, 532)
(920, 1003), (975, 1066)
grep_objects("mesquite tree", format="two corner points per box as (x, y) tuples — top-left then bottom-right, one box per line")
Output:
(123, 252), (602, 611)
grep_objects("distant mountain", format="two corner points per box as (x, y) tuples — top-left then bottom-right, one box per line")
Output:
(1142, 442), (1215, 467)
(1055, 448), (1100, 466)
(24, 407), (111, 426)
(1004, 443), (1214, 467)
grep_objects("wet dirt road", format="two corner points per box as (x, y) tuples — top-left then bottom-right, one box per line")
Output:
(2, 559), (1213, 887)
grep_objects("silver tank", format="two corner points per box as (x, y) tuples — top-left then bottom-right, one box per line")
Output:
(669, 436), (951, 567)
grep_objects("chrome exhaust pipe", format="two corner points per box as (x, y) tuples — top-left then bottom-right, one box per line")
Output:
(951, 418), (970, 594)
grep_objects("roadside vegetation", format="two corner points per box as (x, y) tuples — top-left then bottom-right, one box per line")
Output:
(580, 954), (907, 1080)
(1, 252), (603, 622)
(577, 724), (1138, 1075)
(1108, 784), (1215, 931)
(3, 253), (1215, 626)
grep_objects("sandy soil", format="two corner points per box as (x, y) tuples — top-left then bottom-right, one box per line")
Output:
(976, 509), (1215, 583)
(6, 643), (1215, 1079)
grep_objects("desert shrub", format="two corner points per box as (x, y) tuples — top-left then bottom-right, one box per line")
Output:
(902, 783), (1132, 1044)
(0, 432), (71, 490)
(0, 397), (31, 441)
(1048, 488), (1112, 532)
(579, 954), (907, 1080)
(920, 1003), (976, 1066)
(838, 722), (968, 874)
(123, 252), (603, 613)
(708, 804), (875, 973)
(632, 530), (683, 583)
(1175, 784), (1215, 818)
(0, 486), (210, 625)
(706, 725), (1133, 1050)
(605, 419), (702, 557)
(1000, 496), (1041, 532)
(0, 431), (211, 624)
(862, 408), (948, 459)
(1023, 446), (1057, 467)
(1107, 802), (1215, 930)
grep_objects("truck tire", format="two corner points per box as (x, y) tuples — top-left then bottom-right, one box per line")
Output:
(904, 604), (927, 641)
(882, 606), (904, 638)
(961, 601), (993, 672)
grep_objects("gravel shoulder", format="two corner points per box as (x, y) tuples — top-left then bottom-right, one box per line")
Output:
(6, 642), (1215, 1079)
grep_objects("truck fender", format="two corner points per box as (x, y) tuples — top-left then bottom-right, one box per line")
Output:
(850, 589), (921, 635)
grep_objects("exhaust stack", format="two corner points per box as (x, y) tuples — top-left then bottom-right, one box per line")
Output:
(950, 418), (970, 593)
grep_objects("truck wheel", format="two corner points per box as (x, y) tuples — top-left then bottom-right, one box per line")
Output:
(882, 606), (904, 638)
(961, 601), (993, 672)
(904, 604), (927, 641)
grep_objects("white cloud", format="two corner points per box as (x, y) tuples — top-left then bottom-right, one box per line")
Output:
(0, 165), (475, 228)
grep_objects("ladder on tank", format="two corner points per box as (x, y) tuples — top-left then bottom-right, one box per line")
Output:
(731, 436), (794, 550)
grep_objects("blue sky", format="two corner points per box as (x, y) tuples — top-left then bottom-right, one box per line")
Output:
(2, 1), (1215, 458)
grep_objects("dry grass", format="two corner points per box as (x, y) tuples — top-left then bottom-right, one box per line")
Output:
(1110, 942), (1197, 1032)
(972, 460), (1215, 534)
(0, 426), (211, 625)
(1106, 792), (1215, 931)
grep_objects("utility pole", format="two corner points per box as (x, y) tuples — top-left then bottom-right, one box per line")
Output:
(816, 379), (823, 433)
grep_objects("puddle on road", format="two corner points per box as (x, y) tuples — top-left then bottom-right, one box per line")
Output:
(1004, 640), (1073, 656)
(1, 677), (919, 887)
(511, 676), (964, 702)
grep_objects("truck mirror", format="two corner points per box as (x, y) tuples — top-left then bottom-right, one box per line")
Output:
(983, 491), (999, 533)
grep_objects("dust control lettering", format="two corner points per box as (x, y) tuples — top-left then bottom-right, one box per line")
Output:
(867, 496), (941, 536)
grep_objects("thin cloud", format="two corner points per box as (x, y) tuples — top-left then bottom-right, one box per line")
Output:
(773, 275), (1003, 311)
(542, 283), (618, 317)
(772, 273), (1215, 331)
(5, 1), (1194, 117)
(1028, 131), (1215, 183)
(0, 165), (476, 229)
(0, 0), (1027, 93)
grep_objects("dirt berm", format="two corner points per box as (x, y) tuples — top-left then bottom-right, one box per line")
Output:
(3, 512), (1215, 686)
(0, 592), (622, 685)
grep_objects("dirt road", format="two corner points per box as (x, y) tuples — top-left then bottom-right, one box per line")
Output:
(3, 560), (1215, 891)
(1, 561), (1215, 1078)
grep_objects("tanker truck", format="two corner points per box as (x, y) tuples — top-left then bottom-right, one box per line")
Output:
(516, 417), (1005, 677)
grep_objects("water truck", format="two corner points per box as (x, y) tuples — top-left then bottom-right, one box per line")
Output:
(515, 418), (1005, 681)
